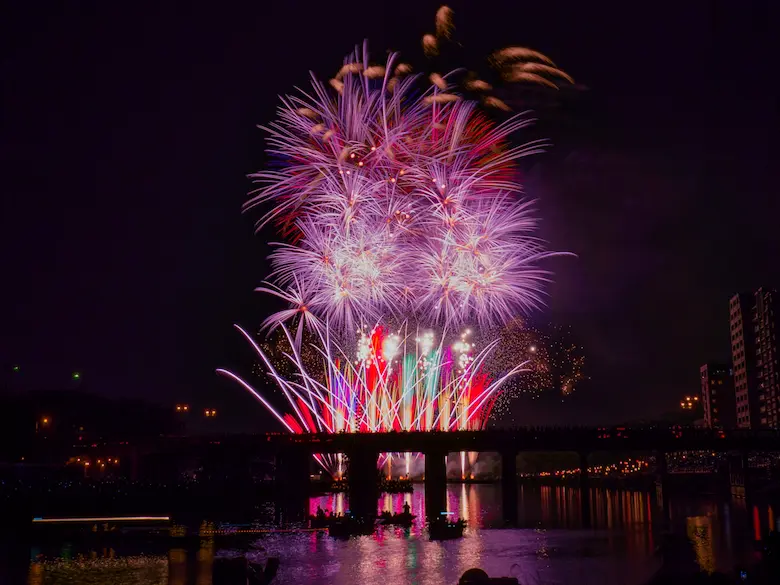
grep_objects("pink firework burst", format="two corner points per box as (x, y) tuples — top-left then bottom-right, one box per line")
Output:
(247, 43), (565, 334)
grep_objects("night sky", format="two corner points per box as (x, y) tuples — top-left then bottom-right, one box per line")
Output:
(2, 1), (778, 428)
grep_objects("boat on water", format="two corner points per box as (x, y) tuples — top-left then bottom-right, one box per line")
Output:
(378, 510), (416, 527)
(428, 515), (466, 540)
(308, 514), (332, 529)
(327, 516), (377, 539)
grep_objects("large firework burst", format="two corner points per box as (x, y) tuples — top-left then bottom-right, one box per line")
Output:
(248, 43), (565, 333)
(219, 6), (574, 475)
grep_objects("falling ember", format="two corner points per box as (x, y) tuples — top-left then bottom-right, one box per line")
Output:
(435, 6), (455, 40)
(423, 34), (439, 57)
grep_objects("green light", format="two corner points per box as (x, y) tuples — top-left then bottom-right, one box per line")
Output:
(12, 365), (20, 373)
(72, 372), (81, 380)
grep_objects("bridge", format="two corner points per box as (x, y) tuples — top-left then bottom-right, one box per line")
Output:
(264, 427), (780, 454)
(264, 427), (780, 524)
(100, 428), (779, 524)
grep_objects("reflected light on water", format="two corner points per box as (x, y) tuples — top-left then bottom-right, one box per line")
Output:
(169, 548), (186, 585)
(24, 485), (779, 585)
(686, 516), (715, 574)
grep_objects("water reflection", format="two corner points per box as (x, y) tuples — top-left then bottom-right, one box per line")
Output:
(21, 485), (779, 584)
(311, 485), (658, 533)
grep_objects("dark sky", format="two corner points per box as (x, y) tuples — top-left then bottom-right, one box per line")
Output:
(2, 1), (778, 428)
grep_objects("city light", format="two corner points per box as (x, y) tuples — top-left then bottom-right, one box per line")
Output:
(521, 458), (650, 479)
(204, 409), (217, 417)
(175, 404), (190, 412)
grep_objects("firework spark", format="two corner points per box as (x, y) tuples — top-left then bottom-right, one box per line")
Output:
(480, 318), (587, 418)
(221, 323), (528, 475)
(419, 6), (574, 110)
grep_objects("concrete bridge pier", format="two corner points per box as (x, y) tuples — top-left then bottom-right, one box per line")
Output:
(501, 450), (518, 525)
(728, 450), (751, 501)
(424, 450), (448, 520)
(579, 451), (592, 528)
(347, 447), (379, 518)
(274, 447), (310, 524)
(655, 451), (670, 521)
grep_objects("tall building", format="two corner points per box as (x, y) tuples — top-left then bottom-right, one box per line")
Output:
(754, 289), (780, 427)
(730, 293), (756, 428)
(729, 289), (780, 428)
(699, 363), (735, 428)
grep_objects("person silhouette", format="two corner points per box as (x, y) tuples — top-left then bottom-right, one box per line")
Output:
(403, 502), (411, 515)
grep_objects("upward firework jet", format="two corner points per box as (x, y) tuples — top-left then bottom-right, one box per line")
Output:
(218, 323), (526, 475)
(219, 6), (574, 476)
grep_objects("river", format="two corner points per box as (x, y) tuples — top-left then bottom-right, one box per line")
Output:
(19, 484), (780, 584)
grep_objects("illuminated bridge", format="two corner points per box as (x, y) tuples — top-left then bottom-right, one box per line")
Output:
(262, 426), (780, 522)
(265, 426), (780, 454)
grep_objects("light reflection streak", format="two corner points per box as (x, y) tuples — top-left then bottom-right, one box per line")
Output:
(33, 487), (776, 583)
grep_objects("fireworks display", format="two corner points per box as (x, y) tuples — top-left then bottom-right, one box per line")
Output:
(479, 318), (587, 419)
(420, 6), (575, 113)
(252, 74), (554, 334)
(220, 322), (524, 476)
(218, 6), (577, 476)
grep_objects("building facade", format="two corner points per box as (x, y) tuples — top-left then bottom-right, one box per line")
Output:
(754, 289), (780, 428)
(699, 363), (735, 428)
(729, 289), (780, 429)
